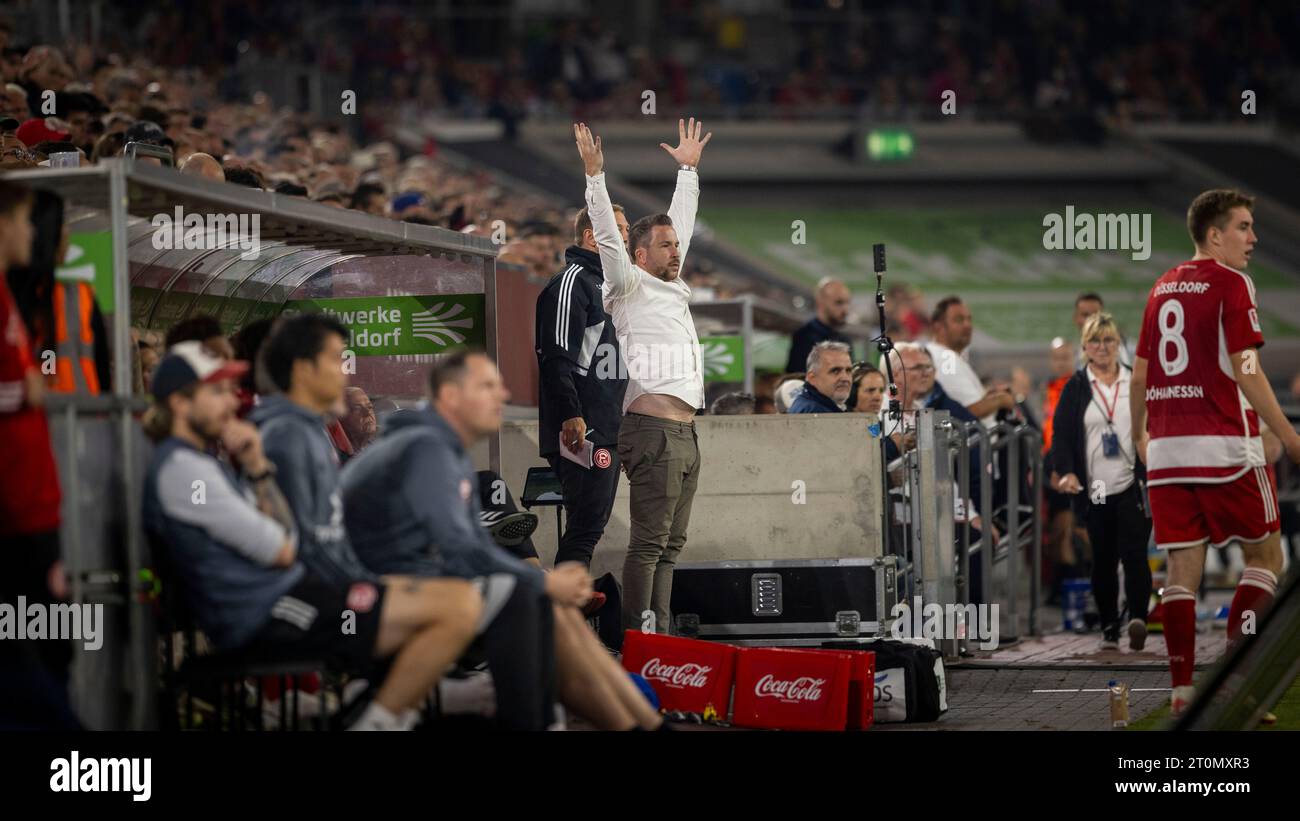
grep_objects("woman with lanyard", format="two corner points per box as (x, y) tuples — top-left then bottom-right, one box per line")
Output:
(1050, 312), (1152, 650)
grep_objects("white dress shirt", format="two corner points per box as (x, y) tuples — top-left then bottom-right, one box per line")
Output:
(925, 340), (994, 428)
(586, 168), (704, 413)
(1084, 366), (1135, 497)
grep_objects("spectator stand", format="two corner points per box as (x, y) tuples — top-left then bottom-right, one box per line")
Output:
(4, 159), (500, 729)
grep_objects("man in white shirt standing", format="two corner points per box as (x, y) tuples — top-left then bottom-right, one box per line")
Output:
(574, 118), (711, 634)
(924, 295), (1016, 428)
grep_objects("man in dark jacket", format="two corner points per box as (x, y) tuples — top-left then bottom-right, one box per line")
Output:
(342, 350), (668, 731)
(535, 204), (630, 569)
(786, 277), (853, 374)
(788, 341), (852, 413)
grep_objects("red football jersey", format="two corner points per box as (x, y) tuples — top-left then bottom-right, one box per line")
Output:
(1136, 258), (1265, 485)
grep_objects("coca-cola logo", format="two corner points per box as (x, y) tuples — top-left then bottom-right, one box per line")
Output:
(754, 674), (827, 703)
(641, 658), (713, 689)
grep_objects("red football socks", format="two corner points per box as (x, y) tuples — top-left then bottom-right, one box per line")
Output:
(1227, 568), (1278, 649)
(1161, 586), (1197, 688)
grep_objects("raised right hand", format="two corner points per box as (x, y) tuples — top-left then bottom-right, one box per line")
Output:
(574, 122), (603, 177)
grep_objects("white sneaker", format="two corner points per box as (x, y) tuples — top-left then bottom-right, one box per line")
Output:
(1170, 685), (1196, 717)
(347, 702), (415, 731)
(548, 703), (568, 731)
(396, 708), (421, 731)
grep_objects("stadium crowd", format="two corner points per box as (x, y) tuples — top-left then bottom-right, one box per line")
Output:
(104, 1), (1300, 125)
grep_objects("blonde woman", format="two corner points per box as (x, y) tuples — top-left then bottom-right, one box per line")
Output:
(1049, 313), (1152, 651)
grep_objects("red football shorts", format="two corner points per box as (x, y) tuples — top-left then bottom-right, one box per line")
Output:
(1148, 465), (1280, 550)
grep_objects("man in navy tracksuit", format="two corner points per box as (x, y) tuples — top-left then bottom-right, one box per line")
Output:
(534, 205), (630, 568)
(342, 351), (669, 731)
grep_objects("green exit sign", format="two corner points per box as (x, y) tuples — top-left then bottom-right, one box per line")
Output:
(866, 129), (914, 161)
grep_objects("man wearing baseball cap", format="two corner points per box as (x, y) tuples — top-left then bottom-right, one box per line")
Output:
(15, 117), (69, 148)
(142, 340), (483, 730)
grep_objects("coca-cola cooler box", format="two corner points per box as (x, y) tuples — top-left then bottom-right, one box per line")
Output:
(670, 557), (898, 643)
(730, 647), (853, 731)
(808, 648), (876, 730)
(621, 630), (738, 716)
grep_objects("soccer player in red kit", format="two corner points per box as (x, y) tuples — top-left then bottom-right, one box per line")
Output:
(1131, 189), (1300, 715)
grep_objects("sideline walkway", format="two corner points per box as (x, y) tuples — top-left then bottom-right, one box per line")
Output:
(963, 629), (1227, 669)
(874, 668), (1174, 731)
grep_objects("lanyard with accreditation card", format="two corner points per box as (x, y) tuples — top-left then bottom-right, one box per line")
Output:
(1089, 376), (1123, 459)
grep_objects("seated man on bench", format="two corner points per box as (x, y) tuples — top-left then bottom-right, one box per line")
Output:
(142, 341), (482, 731)
(342, 350), (668, 731)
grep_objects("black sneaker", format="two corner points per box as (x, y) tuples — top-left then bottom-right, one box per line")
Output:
(478, 511), (538, 547)
(1127, 618), (1147, 651)
(1100, 624), (1120, 650)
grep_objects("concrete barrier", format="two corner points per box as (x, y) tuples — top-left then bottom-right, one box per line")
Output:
(480, 413), (884, 580)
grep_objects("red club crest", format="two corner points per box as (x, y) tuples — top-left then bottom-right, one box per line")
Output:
(346, 582), (378, 614)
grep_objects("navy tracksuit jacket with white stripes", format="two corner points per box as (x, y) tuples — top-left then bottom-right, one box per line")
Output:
(535, 245), (627, 458)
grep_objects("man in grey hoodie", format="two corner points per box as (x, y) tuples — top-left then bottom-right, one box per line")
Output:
(257, 315), (597, 729)
(342, 349), (669, 730)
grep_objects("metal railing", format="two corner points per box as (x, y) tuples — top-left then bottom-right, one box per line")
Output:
(893, 410), (1044, 660)
(44, 393), (152, 730)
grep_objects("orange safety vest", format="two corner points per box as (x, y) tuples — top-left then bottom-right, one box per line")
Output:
(49, 280), (101, 395)
(1041, 374), (1069, 454)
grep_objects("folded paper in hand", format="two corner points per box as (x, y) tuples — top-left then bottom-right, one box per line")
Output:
(559, 431), (594, 469)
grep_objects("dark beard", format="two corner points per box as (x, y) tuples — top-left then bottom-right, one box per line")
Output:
(187, 409), (224, 445)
